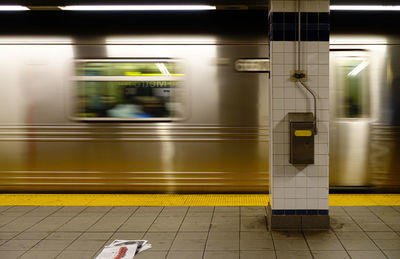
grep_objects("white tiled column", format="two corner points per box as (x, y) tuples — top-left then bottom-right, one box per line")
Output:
(268, 0), (330, 228)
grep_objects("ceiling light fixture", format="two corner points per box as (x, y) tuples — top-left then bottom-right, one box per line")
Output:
(0, 5), (29, 11)
(330, 5), (400, 11)
(59, 5), (216, 11)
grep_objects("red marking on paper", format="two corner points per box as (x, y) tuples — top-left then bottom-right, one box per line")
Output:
(114, 246), (128, 259)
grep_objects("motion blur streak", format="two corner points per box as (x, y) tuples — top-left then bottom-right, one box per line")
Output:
(0, 34), (268, 193)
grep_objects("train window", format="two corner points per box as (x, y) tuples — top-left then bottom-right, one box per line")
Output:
(333, 55), (370, 118)
(72, 59), (184, 121)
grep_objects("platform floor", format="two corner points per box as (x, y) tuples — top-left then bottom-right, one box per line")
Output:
(0, 206), (399, 259)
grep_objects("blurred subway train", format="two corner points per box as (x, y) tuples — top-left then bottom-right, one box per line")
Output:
(0, 8), (399, 193)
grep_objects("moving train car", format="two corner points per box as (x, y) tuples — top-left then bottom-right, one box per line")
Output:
(0, 9), (270, 192)
(330, 7), (400, 191)
(0, 6), (399, 192)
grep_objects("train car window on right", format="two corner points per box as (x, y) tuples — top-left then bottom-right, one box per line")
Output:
(331, 51), (370, 118)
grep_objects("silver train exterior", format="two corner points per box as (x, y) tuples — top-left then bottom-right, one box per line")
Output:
(329, 35), (400, 191)
(0, 35), (270, 192)
(0, 28), (399, 192)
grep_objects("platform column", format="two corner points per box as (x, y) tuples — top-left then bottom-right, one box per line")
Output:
(268, 0), (330, 229)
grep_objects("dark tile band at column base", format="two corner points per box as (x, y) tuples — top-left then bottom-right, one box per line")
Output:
(267, 205), (330, 230)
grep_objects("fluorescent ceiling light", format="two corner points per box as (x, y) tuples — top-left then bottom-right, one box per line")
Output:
(330, 5), (400, 11)
(0, 37), (72, 44)
(348, 61), (369, 77)
(0, 5), (29, 11)
(59, 5), (216, 11)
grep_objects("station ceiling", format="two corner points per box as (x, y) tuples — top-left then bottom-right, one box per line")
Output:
(0, 0), (268, 9)
(2, 0), (400, 11)
(1, 0), (400, 38)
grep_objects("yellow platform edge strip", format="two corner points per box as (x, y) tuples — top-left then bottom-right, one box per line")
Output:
(0, 194), (400, 206)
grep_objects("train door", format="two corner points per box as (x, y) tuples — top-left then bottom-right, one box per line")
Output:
(329, 50), (371, 188)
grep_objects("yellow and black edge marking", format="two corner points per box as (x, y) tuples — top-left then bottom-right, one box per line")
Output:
(0, 194), (400, 206)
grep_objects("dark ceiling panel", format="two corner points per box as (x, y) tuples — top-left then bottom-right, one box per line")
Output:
(331, 11), (400, 37)
(0, 10), (268, 37)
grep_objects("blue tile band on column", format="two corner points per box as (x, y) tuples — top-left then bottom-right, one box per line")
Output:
(269, 12), (329, 41)
(271, 209), (329, 215)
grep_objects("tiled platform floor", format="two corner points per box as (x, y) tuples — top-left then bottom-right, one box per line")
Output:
(0, 206), (399, 259)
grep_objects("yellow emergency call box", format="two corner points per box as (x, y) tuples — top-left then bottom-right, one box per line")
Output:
(288, 112), (315, 165)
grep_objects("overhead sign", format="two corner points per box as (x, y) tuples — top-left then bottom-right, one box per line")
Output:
(235, 59), (270, 72)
